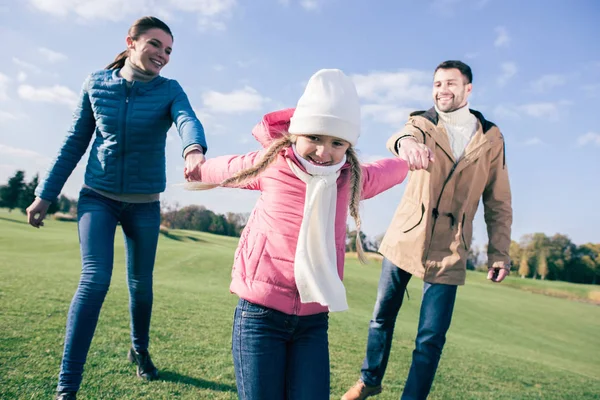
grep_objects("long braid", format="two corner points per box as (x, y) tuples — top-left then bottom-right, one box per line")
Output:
(185, 135), (292, 191)
(346, 147), (368, 264)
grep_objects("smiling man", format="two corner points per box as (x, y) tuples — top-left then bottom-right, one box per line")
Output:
(342, 60), (513, 400)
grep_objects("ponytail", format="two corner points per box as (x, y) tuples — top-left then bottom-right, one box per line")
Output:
(105, 49), (128, 70)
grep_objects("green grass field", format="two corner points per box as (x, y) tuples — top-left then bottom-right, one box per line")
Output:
(1, 209), (599, 399)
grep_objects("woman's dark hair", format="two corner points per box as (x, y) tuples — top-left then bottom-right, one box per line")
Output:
(105, 16), (173, 70)
(434, 60), (473, 84)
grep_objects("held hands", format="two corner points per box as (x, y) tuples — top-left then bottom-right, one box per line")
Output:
(397, 137), (435, 171)
(26, 197), (51, 228)
(184, 149), (205, 181)
(487, 262), (510, 283)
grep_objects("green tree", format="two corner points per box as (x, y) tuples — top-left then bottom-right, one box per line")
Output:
(537, 249), (549, 280)
(518, 252), (530, 278)
(346, 229), (367, 253)
(0, 170), (26, 212)
(57, 195), (73, 213)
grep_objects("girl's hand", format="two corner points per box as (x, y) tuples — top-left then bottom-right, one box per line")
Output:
(184, 150), (205, 181)
(26, 197), (51, 228)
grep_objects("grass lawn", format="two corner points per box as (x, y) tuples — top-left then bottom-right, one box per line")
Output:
(1, 209), (599, 399)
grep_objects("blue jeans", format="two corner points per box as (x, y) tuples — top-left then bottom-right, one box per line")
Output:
(361, 258), (457, 400)
(57, 188), (161, 392)
(232, 299), (330, 400)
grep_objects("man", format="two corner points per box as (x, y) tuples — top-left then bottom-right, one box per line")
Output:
(342, 60), (512, 400)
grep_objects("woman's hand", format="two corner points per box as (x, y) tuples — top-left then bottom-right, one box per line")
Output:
(26, 197), (51, 228)
(184, 150), (206, 181)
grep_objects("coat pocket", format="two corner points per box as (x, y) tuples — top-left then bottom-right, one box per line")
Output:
(461, 213), (471, 251)
(402, 202), (426, 233)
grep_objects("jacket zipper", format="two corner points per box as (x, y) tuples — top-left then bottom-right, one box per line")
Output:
(120, 82), (133, 193)
(425, 161), (458, 259)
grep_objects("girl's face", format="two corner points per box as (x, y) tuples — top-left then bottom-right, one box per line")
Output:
(126, 28), (173, 75)
(295, 134), (350, 166)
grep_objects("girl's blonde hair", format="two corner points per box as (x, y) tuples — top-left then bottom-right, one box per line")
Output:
(186, 133), (367, 263)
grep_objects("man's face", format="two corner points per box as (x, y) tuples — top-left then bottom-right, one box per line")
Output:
(432, 68), (472, 112)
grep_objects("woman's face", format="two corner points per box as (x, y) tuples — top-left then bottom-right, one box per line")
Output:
(126, 28), (173, 75)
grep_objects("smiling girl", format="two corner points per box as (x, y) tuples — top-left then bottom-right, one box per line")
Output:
(26, 16), (207, 400)
(186, 69), (412, 400)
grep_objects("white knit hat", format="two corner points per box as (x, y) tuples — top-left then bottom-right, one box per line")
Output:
(288, 69), (361, 146)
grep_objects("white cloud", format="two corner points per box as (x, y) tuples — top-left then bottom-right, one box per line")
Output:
(494, 26), (510, 47)
(29, 0), (237, 29)
(530, 74), (567, 93)
(18, 84), (79, 108)
(300, 0), (319, 10)
(362, 104), (415, 126)
(0, 73), (10, 101)
(194, 108), (227, 135)
(577, 132), (600, 147)
(430, 0), (490, 16)
(202, 86), (268, 114)
(213, 64), (225, 72)
(582, 83), (600, 97)
(39, 47), (68, 63)
(278, 0), (321, 10)
(519, 100), (571, 120)
(0, 144), (47, 160)
(493, 104), (520, 120)
(17, 72), (27, 82)
(12, 57), (42, 74)
(352, 70), (431, 127)
(352, 70), (431, 105)
(237, 60), (256, 68)
(464, 52), (478, 59)
(522, 137), (543, 146)
(497, 62), (517, 87)
(0, 111), (21, 122)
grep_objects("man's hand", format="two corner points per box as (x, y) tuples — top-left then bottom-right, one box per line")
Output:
(184, 150), (205, 181)
(397, 137), (434, 171)
(26, 197), (51, 228)
(487, 262), (510, 283)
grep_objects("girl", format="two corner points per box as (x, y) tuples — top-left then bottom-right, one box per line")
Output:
(189, 69), (409, 400)
(26, 16), (207, 400)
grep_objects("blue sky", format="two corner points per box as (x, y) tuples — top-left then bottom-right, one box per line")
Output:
(0, 0), (599, 253)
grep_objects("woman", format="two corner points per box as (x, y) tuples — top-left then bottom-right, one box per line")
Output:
(26, 16), (207, 400)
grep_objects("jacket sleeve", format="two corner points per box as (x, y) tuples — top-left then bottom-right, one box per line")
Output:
(170, 80), (208, 156)
(35, 76), (96, 202)
(200, 150), (267, 191)
(483, 137), (512, 268)
(360, 158), (409, 200)
(386, 118), (426, 156)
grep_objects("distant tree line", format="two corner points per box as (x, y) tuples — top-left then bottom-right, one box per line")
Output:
(0, 170), (73, 215)
(469, 233), (599, 285)
(2, 169), (599, 284)
(160, 204), (249, 237)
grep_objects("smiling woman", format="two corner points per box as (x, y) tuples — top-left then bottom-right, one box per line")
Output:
(24, 15), (208, 400)
(106, 16), (173, 73)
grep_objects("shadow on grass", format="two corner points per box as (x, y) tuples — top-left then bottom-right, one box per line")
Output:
(0, 216), (28, 225)
(160, 370), (237, 393)
(160, 231), (207, 243)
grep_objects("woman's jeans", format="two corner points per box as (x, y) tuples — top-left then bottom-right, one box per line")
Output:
(232, 298), (330, 400)
(57, 188), (161, 392)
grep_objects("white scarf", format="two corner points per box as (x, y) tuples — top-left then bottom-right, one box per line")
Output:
(286, 145), (348, 312)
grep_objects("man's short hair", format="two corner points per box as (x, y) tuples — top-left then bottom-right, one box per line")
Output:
(435, 60), (473, 84)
